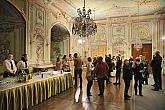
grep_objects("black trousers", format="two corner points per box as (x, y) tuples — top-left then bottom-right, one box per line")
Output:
(87, 78), (93, 96)
(3, 71), (15, 78)
(106, 69), (111, 82)
(124, 79), (130, 95)
(134, 76), (143, 95)
(98, 78), (105, 95)
(143, 72), (148, 84)
(115, 69), (121, 83)
(152, 70), (156, 85)
(74, 68), (82, 88)
(154, 69), (162, 90)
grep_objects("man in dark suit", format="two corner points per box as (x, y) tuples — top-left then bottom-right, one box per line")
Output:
(114, 54), (122, 84)
(151, 51), (162, 91)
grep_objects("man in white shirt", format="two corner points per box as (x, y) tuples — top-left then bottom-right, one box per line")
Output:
(3, 53), (17, 77)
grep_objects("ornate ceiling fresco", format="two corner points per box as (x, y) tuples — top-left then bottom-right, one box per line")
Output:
(49, 0), (165, 19)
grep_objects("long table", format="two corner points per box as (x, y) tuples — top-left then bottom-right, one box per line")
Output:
(0, 72), (73, 110)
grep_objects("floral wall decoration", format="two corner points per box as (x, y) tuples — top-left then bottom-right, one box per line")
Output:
(131, 22), (152, 43)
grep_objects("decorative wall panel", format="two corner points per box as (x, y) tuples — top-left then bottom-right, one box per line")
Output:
(112, 25), (125, 36)
(131, 22), (152, 43)
(111, 24), (128, 57)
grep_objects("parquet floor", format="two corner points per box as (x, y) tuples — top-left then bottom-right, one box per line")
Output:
(30, 70), (165, 110)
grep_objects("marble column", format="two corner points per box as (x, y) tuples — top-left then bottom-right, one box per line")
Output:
(107, 18), (112, 54)
(152, 19), (159, 55)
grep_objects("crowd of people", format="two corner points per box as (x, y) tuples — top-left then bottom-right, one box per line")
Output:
(2, 51), (163, 101)
(72, 51), (162, 100)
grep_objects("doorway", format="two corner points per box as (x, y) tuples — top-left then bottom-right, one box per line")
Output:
(131, 44), (152, 61)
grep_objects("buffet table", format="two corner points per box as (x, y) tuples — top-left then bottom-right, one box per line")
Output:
(33, 65), (56, 72)
(0, 71), (73, 110)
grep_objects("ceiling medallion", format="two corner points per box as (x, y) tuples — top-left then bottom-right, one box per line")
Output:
(72, 0), (97, 37)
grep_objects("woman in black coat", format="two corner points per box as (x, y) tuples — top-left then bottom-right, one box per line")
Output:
(123, 59), (132, 100)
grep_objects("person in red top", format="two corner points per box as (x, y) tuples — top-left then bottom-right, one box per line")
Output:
(94, 56), (109, 96)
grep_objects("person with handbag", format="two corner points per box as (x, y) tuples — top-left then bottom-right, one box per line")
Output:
(86, 57), (94, 96)
(94, 56), (109, 97)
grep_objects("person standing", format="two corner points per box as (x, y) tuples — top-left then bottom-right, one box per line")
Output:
(141, 56), (149, 85)
(68, 54), (74, 77)
(123, 59), (132, 100)
(3, 53), (17, 78)
(132, 57), (144, 96)
(129, 56), (134, 67)
(62, 55), (70, 72)
(105, 54), (113, 84)
(114, 54), (122, 84)
(55, 57), (62, 70)
(92, 57), (98, 67)
(73, 53), (83, 88)
(94, 56), (109, 96)
(17, 54), (29, 74)
(86, 57), (94, 96)
(151, 51), (162, 91)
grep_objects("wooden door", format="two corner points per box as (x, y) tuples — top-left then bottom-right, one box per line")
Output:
(131, 44), (152, 61)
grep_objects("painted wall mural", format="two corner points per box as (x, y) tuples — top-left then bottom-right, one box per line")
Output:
(131, 22), (152, 43)
(94, 24), (107, 44)
(0, 0), (25, 66)
(36, 35), (44, 62)
(112, 25), (125, 36)
(112, 24), (127, 54)
(0, 34), (10, 64)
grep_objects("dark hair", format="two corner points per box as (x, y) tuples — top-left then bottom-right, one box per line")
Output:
(22, 54), (27, 57)
(21, 54), (27, 62)
(8, 53), (13, 55)
(74, 53), (78, 58)
(88, 57), (92, 62)
(69, 54), (72, 57)
(155, 51), (160, 56)
(57, 57), (60, 62)
(135, 58), (140, 62)
(98, 56), (103, 64)
(63, 55), (67, 59)
(124, 59), (128, 65)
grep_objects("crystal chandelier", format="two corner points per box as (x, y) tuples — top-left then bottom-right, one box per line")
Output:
(72, 0), (97, 37)
(134, 1), (142, 51)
